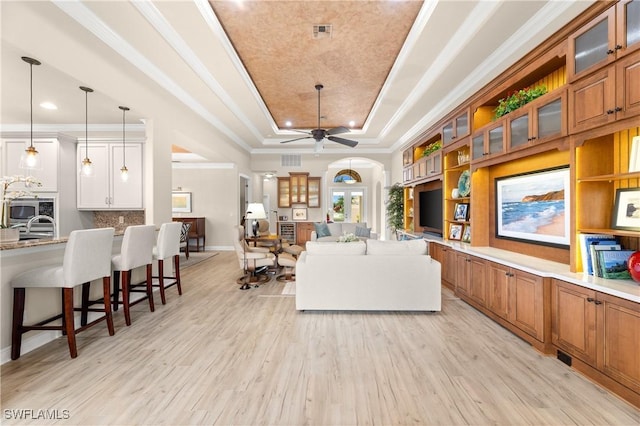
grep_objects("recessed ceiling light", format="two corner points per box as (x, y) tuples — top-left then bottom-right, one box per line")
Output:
(40, 102), (57, 110)
(285, 121), (292, 127)
(349, 120), (355, 127)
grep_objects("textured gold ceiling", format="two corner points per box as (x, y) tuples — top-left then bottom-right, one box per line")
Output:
(209, 1), (422, 130)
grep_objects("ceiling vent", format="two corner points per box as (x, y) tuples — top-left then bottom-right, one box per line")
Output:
(281, 154), (301, 167)
(312, 24), (332, 39)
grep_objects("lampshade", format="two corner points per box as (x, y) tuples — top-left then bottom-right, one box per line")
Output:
(245, 203), (267, 219)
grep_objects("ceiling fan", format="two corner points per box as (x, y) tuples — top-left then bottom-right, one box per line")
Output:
(280, 84), (358, 148)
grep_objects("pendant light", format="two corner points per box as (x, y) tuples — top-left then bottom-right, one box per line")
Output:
(79, 86), (94, 176)
(119, 106), (130, 182)
(21, 56), (41, 169)
(345, 159), (356, 184)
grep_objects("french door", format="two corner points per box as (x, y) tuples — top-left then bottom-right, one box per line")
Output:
(330, 188), (365, 223)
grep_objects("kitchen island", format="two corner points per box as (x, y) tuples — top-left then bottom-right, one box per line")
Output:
(0, 233), (125, 363)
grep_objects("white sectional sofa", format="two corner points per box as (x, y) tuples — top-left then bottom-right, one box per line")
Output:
(309, 222), (378, 242)
(295, 239), (441, 311)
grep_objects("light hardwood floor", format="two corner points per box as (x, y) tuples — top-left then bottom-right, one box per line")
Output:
(1, 251), (639, 425)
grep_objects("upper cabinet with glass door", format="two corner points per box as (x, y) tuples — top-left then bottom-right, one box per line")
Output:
(442, 108), (471, 146)
(568, 0), (640, 82)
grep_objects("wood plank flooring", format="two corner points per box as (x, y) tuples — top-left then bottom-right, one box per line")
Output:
(1, 251), (639, 425)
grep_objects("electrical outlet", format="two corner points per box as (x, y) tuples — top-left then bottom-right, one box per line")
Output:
(118, 216), (124, 224)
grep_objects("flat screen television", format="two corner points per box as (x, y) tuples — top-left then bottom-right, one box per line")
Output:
(418, 188), (443, 236)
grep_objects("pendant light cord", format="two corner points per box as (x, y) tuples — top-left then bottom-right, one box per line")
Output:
(29, 61), (33, 149)
(122, 107), (126, 167)
(85, 90), (88, 154)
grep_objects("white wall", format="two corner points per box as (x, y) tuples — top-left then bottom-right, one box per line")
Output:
(172, 165), (239, 250)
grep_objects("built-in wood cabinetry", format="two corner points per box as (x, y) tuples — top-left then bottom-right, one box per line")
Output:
(551, 279), (640, 405)
(277, 173), (320, 208)
(442, 108), (470, 146)
(295, 222), (315, 246)
(568, 0), (640, 82)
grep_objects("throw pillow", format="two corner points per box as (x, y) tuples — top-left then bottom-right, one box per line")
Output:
(355, 226), (371, 238)
(314, 222), (331, 238)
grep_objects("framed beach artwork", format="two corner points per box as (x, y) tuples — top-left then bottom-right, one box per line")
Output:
(495, 167), (570, 247)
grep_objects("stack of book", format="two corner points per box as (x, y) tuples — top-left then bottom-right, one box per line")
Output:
(578, 234), (633, 279)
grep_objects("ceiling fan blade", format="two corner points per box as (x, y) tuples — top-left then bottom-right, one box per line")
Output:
(281, 135), (312, 144)
(326, 126), (350, 136)
(327, 136), (358, 148)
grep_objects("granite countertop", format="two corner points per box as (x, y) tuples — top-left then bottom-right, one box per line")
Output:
(0, 230), (125, 251)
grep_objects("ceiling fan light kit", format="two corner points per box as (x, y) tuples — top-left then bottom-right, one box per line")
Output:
(281, 84), (358, 148)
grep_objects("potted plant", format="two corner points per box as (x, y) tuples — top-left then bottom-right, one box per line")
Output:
(386, 183), (405, 239)
(422, 140), (442, 157)
(494, 85), (547, 119)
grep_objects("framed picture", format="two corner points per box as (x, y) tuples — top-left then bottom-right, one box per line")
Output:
(454, 203), (469, 221)
(292, 207), (307, 221)
(495, 167), (570, 247)
(172, 192), (192, 213)
(630, 136), (640, 172)
(462, 225), (471, 243)
(449, 223), (463, 240)
(612, 188), (640, 231)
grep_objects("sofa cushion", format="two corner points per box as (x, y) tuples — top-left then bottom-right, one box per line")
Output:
(341, 222), (366, 235)
(314, 222), (331, 238)
(366, 239), (428, 255)
(355, 226), (371, 238)
(306, 241), (366, 255)
(327, 222), (342, 236)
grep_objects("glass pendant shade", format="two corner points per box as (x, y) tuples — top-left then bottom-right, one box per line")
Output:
(21, 56), (41, 170)
(80, 86), (94, 176)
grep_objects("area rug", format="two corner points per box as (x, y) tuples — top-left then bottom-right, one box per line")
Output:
(181, 251), (218, 269)
(281, 281), (296, 295)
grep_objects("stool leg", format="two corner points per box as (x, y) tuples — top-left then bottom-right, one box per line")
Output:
(158, 259), (166, 305)
(112, 270), (120, 312)
(63, 288), (78, 359)
(103, 277), (115, 336)
(146, 264), (155, 312)
(174, 254), (182, 296)
(11, 288), (26, 360)
(81, 282), (90, 326)
(122, 270), (131, 326)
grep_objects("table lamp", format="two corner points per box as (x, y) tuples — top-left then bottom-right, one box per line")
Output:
(245, 203), (266, 238)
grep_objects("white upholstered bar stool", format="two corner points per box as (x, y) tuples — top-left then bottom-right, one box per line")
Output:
(10, 227), (115, 359)
(111, 225), (156, 326)
(152, 222), (183, 305)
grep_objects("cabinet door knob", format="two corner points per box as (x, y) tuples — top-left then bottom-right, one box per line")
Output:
(615, 107), (622, 112)
(606, 109), (615, 115)
(594, 300), (603, 305)
(615, 44), (622, 51)
(587, 297), (595, 303)
(606, 49), (615, 55)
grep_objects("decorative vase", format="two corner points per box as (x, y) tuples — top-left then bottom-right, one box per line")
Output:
(0, 228), (20, 243)
(1, 200), (9, 229)
(627, 251), (640, 282)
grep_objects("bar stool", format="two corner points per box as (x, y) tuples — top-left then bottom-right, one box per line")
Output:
(111, 225), (156, 326)
(10, 228), (115, 359)
(152, 222), (182, 304)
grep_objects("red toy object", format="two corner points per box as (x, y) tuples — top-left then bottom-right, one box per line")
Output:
(627, 251), (640, 282)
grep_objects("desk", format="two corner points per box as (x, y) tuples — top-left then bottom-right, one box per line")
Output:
(172, 217), (205, 252)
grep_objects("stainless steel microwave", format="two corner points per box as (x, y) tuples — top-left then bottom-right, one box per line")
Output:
(9, 198), (55, 224)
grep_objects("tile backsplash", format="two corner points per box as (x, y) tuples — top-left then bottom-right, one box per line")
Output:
(94, 211), (145, 233)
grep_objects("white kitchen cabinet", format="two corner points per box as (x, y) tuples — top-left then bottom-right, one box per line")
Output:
(77, 143), (143, 210)
(1, 138), (58, 192)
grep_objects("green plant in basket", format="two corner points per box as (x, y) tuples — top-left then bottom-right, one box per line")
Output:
(422, 140), (442, 157)
(494, 85), (547, 119)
